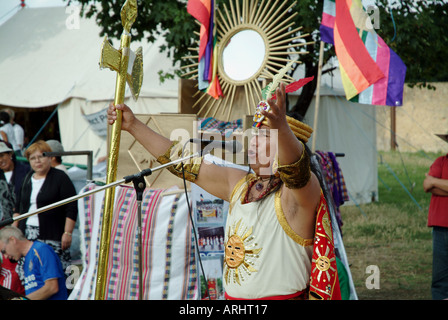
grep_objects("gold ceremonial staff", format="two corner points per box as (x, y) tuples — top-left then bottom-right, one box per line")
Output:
(96, 0), (143, 300)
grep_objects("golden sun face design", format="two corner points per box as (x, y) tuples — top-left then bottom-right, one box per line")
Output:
(312, 245), (336, 283)
(224, 219), (262, 285)
(225, 235), (246, 268)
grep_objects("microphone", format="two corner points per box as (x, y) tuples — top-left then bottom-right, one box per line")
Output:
(189, 139), (243, 154)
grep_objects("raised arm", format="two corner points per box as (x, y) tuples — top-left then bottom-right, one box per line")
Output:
(259, 84), (321, 238)
(107, 104), (245, 201)
(261, 84), (321, 209)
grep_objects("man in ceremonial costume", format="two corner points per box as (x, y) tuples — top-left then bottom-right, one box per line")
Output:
(107, 81), (341, 300)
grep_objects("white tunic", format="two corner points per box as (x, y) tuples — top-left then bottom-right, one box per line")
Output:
(223, 176), (313, 299)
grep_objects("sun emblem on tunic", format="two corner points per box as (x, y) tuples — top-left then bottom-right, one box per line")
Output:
(312, 245), (336, 282)
(223, 219), (262, 285)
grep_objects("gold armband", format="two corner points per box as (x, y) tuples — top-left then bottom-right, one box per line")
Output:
(277, 141), (311, 189)
(156, 141), (203, 182)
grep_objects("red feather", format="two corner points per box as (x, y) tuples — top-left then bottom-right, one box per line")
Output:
(271, 76), (314, 100)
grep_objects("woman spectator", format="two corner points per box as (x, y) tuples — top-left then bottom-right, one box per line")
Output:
(14, 140), (78, 271)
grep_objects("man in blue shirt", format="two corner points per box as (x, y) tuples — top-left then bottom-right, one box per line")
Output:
(0, 226), (67, 300)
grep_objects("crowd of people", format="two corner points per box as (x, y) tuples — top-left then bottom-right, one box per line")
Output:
(0, 109), (78, 300)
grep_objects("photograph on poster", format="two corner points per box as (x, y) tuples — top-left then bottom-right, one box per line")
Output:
(198, 226), (225, 253)
(195, 195), (225, 224)
(200, 255), (224, 300)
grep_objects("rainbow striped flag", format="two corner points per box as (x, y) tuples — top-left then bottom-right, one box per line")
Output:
(188, 0), (223, 99)
(320, 0), (406, 107)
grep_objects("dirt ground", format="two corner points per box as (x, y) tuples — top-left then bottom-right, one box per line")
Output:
(376, 82), (448, 154)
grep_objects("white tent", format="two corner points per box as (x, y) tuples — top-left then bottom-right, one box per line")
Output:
(289, 61), (378, 206)
(303, 85), (378, 205)
(0, 6), (179, 165)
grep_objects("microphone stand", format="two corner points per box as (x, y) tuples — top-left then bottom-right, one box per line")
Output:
(0, 151), (202, 300)
(130, 172), (145, 300)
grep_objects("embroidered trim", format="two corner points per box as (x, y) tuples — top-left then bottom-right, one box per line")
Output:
(274, 191), (313, 247)
(228, 174), (252, 214)
(225, 290), (307, 300)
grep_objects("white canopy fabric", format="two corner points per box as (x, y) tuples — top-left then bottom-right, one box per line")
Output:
(0, 6), (179, 164)
(291, 63), (378, 205)
(0, 6), (179, 106)
(303, 85), (378, 205)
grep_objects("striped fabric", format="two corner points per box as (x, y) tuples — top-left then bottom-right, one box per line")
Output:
(188, 0), (223, 98)
(69, 185), (197, 300)
(162, 194), (180, 299)
(187, 0), (211, 61)
(203, 37), (223, 99)
(198, 117), (243, 137)
(320, 0), (336, 44)
(320, 0), (406, 107)
(316, 151), (348, 233)
(316, 151), (349, 207)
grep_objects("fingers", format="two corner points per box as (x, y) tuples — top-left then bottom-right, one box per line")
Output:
(264, 83), (286, 121)
(277, 83), (286, 111)
(107, 104), (116, 125)
(267, 83), (286, 114)
(107, 103), (124, 125)
(276, 83), (286, 109)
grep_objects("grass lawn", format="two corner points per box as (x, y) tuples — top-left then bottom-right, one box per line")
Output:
(340, 150), (442, 300)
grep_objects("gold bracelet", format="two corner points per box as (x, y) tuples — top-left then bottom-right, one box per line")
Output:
(277, 141), (311, 189)
(64, 232), (72, 236)
(156, 140), (203, 183)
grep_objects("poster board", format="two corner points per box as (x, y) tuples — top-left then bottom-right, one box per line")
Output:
(116, 113), (197, 189)
(190, 155), (249, 300)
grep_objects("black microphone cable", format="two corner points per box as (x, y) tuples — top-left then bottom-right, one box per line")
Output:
(180, 140), (211, 300)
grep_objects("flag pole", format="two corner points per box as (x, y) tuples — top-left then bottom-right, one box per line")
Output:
(312, 40), (325, 153)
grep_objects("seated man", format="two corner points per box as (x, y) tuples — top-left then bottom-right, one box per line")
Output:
(0, 226), (67, 300)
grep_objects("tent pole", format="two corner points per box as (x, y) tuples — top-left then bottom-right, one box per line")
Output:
(390, 106), (396, 151)
(312, 41), (325, 153)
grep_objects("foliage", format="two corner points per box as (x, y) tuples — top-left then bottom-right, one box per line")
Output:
(76, 0), (198, 65)
(375, 0), (448, 89)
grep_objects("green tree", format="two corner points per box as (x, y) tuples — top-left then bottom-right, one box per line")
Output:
(375, 0), (448, 89)
(74, 0), (448, 115)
